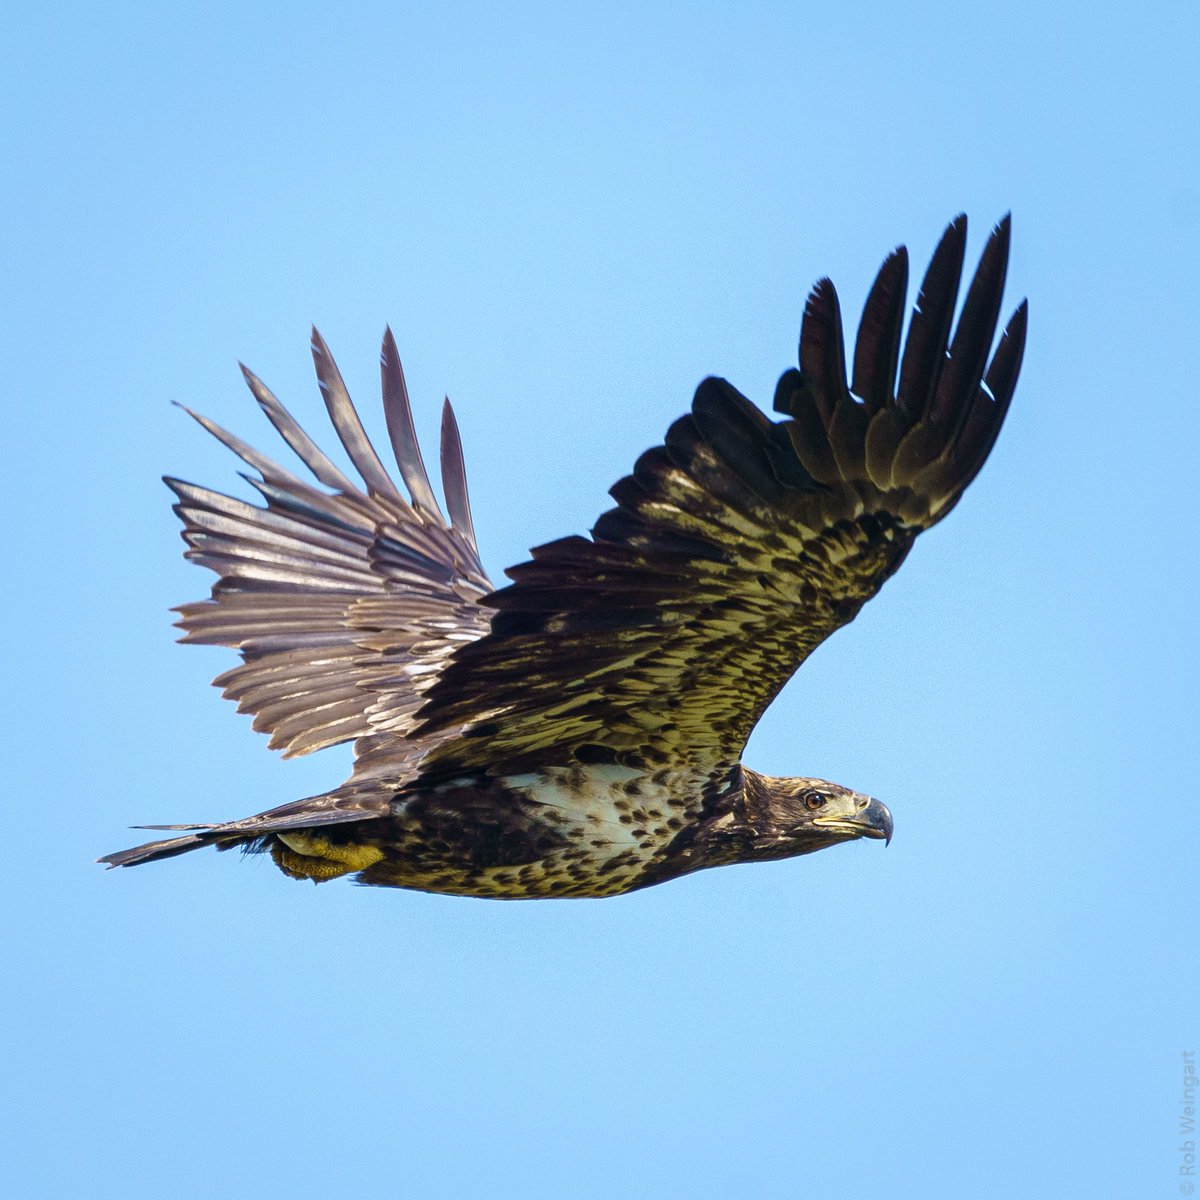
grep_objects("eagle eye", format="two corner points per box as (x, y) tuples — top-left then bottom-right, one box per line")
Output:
(803, 792), (826, 811)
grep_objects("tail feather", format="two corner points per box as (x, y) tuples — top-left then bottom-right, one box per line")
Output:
(99, 831), (225, 868)
(100, 789), (390, 868)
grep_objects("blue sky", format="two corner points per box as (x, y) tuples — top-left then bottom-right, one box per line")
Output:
(3, 3), (1196, 1197)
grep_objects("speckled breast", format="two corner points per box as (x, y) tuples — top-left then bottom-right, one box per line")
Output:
(355, 763), (717, 898)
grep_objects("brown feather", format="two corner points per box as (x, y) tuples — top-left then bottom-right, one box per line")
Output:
(440, 398), (478, 550)
(851, 246), (909, 411)
(380, 327), (443, 517)
(896, 215), (967, 419)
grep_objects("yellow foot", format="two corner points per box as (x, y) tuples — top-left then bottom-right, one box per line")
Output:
(270, 832), (385, 882)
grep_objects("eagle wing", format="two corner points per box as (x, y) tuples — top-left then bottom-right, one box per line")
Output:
(169, 327), (493, 781)
(412, 216), (1026, 782)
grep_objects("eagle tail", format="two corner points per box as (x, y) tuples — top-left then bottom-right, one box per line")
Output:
(98, 830), (228, 868)
(98, 789), (390, 868)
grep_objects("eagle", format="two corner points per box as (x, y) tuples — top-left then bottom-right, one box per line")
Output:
(102, 215), (1026, 898)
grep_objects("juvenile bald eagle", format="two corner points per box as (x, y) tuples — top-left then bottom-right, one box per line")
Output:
(102, 216), (1025, 897)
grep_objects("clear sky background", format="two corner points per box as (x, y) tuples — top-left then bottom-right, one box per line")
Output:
(3, 3), (1197, 1198)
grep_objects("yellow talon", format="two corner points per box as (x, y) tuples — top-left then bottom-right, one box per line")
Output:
(270, 832), (385, 882)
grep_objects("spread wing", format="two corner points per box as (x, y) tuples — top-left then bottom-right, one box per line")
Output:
(412, 215), (1026, 781)
(170, 327), (493, 783)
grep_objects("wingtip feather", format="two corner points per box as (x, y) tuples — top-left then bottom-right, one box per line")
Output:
(798, 277), (850, 422)
(851, 245), (909, 411)
(310, 329), (405, 501)
(440, 396), (478, 549)
(380, 327), (443, 516)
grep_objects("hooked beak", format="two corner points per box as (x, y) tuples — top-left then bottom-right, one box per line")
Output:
(813, 796), (893, 845)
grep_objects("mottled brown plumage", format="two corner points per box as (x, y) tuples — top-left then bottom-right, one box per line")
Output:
(101, 216), (1025, 897)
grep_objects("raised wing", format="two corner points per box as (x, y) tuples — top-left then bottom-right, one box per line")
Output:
(171, 327), (493, 777)
(413, 216), (1026, 781)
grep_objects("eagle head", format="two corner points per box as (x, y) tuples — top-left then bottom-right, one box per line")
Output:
(739, 771), (893, 860)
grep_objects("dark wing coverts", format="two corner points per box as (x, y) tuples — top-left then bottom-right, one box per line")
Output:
(414, 216), (1025, 781)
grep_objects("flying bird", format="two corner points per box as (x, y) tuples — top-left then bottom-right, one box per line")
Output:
(102, 215), (1026, 898)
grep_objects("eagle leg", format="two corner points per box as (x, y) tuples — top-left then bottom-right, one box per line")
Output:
(270, 833), (385, 882)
